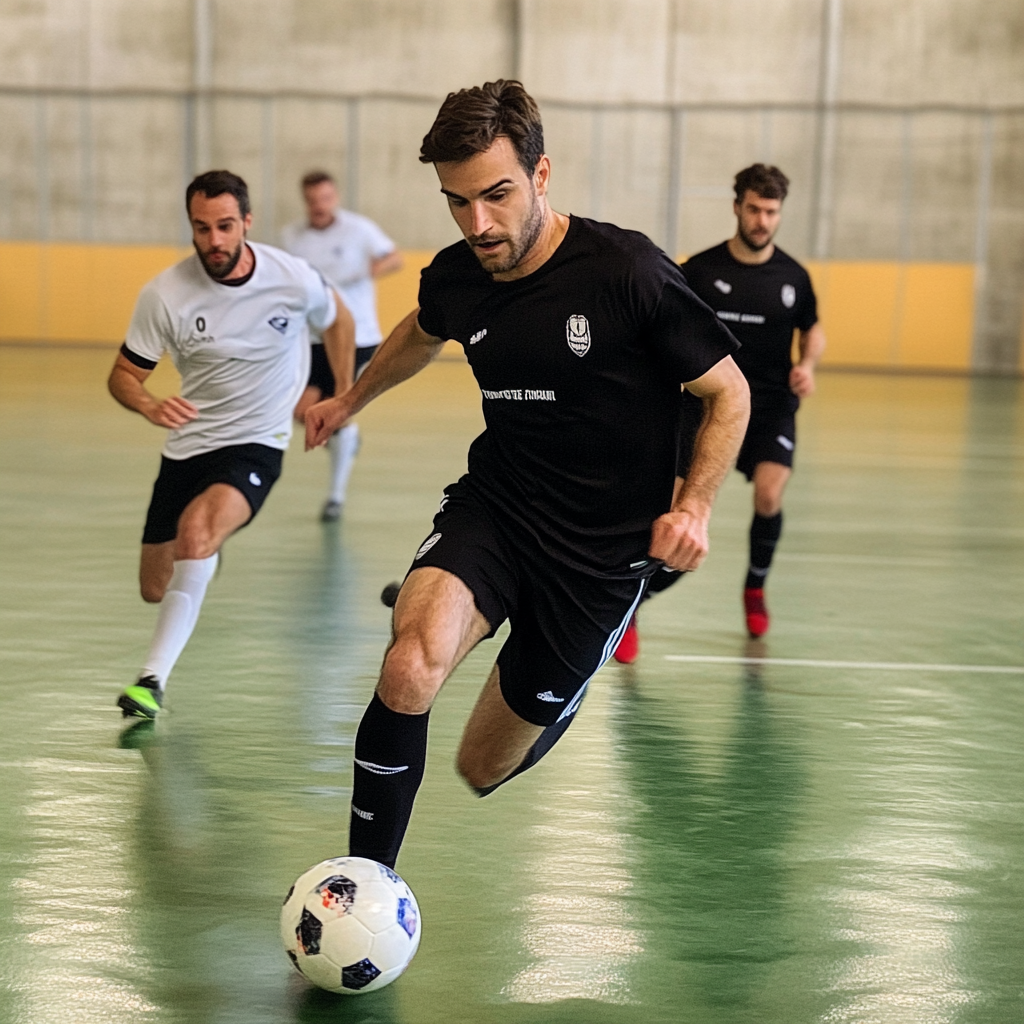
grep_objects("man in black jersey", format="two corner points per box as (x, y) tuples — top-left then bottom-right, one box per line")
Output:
(615, 163), (825, 660)
(305, 80), (749, 869)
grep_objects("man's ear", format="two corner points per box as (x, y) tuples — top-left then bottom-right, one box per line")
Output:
(533, 154), (551, 196)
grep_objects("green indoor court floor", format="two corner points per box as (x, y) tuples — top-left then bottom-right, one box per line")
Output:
(1, 345), (1022, 1024)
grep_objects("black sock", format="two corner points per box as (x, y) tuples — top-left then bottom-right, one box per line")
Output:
(745, 511), (783, 590)
(348, 694), (429, 868)
(642, 567), (685, 602)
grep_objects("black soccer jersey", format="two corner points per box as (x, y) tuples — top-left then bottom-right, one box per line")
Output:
(417, 215), (738, 577)
(681, 242), (817, 393)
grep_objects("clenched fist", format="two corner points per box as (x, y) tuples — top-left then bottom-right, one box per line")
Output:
(649, 507), (711, 572)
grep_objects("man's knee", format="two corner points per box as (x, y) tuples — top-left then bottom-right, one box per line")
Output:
(754, 492), (783, 517)
(140, 581), (165, 604)
(378, 634), (452, 714)
(173, 524), (219, 561)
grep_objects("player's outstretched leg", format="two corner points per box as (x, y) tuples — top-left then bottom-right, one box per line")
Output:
(322, 423), (360, 522)
(460, 577), (642, 793)
(455, 668), (547, 797)
(118, 484), (250, 718)
(119, 554), (219, 718)
(348, 568), (491, 867)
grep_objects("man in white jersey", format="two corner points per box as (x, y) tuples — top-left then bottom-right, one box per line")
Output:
(108, 170), (353, 719)
(282, 170), (402, 521)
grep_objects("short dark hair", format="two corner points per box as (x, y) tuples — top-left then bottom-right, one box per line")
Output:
(419, 80), (544, 176)
(734, 164), (789, 203)
(186, 170), (250, 218)
(301, 170), (335, 191)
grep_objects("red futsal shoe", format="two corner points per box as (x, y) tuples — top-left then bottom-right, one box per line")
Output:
(613, 615), (640, 664)
(743, 588), (770, 638)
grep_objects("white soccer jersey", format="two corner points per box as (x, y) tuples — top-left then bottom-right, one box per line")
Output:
(280, 209), (395, 348)
(124, 242), (336, 460)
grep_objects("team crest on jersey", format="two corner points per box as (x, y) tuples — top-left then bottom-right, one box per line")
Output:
(566, 315), (591, 357)
(268, 316), (289, 334)
(714, 279), (732, 294)
(781, 284), (796, 309)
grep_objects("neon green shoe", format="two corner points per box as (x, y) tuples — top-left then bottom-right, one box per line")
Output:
(117, 676), (163, 719)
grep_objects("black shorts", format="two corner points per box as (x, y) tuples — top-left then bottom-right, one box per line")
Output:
(307, 344), (378, 397)
(407, 480), (648, 727)
(141, 443), (283, 545)
(677, 389), (797, 482)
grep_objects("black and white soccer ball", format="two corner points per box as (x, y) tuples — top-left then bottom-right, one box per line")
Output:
(281, 856), (421, 995)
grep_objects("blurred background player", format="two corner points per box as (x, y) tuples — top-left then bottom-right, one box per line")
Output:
(282, 171), (402, 522)
(615, 164), (825, 662)
(109, 170), (352, 719)
(305, 80), (748, 868)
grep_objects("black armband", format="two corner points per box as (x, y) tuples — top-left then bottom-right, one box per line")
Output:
(120, 343), (158, 371)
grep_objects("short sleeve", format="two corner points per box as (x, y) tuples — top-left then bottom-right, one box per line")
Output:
(360, 217), (396, 260)
(639, 253), (739, 383)
(416, 261), (447, 340)
(794, 269), (818, 332)
(302, 262), (338, 332)
(124, 282), (173, 365)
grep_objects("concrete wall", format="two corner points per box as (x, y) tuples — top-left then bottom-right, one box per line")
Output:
(0, 0), (1022, 370)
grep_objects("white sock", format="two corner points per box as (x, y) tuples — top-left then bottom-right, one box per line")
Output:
(141, 554), (219, 689)
(328, 423), (360, 504)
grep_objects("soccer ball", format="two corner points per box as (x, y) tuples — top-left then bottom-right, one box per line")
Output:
(281, 856), (421, 995)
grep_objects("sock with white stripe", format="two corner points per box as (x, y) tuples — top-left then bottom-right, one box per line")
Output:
(328, 423), (360, 504)
(745, 511), (783, 590)
(140, 554), (219, 689)
(349, 693), (429, 868)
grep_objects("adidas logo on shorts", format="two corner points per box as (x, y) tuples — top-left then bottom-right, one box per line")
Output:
(537, 691), (565, 703)
(249, 472), (262, 486)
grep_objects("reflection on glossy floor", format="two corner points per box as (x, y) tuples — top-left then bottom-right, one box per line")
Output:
(1, 347), (1022, 1024)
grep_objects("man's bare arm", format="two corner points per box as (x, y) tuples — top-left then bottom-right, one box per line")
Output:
(790, 321), (826, 397)
(305, 308), (445, 449)
(321, 289), (357, 395)
(107, 353), (198, 429)
(371, 251), (403, 278)
(648, 355), (749, 572)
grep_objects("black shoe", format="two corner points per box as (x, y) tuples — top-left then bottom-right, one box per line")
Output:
(116, 676), (163, 719)
(321, 500), (342, 522)
(380, 581), (402, 608)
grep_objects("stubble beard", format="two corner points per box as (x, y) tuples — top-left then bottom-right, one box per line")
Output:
(738, 223), (774, 253)
(472, 194), (545, 276)
(196, 238), (244, 280)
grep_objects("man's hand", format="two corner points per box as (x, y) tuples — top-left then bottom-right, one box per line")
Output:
(305, 394), (353, 449)
(791, 323), (825, 398)
(789, 361), (815, 397)
(144, 395), (199, 429)
(649, 507), (711, 572)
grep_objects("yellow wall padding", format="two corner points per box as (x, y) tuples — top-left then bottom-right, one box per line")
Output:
(0, 242), (189, 344)
(1, 243), (975, 371)
(805, 261), (975, 370)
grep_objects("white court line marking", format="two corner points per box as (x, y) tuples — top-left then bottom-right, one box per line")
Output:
(664, 655), (1024, 675)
